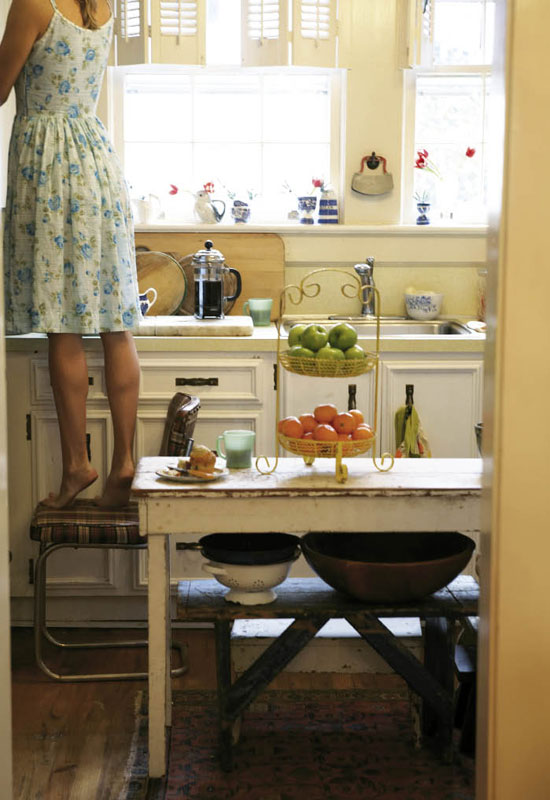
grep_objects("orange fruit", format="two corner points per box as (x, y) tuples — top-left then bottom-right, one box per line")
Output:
(352, 424), (374, 440)
(337, 433), (352, 440)
(314, 403), (338, 424)
(280, 416), (304, 439)
(299, 413), (318, 434)
(332, 411), (357, 435)
(349, 409), (365, 426)
(313, 424), (339, 442)
(302, 431), (314, 439)
(277, 419), (285, 433)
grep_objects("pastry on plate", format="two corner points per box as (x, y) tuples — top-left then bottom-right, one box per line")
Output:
(179, 444), (217, 474)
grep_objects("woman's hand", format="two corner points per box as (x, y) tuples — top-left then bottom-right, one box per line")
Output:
(0, 0), (51, 106)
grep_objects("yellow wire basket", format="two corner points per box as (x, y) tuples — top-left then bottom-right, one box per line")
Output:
(277, 432), (376, 459)
(279, 350), (378, 378)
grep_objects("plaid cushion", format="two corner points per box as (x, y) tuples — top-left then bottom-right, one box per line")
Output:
(160, 392), (200, 457)
(30, 499), (142, 545)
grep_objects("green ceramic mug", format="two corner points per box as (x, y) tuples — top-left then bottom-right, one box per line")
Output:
(243, 297), (273, 326)
(216, 430), (256, 469)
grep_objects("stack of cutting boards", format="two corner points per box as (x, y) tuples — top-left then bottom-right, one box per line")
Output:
(134, 231), (285, 324)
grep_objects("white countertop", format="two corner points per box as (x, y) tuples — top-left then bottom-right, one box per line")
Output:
(4, 321), (485, 354)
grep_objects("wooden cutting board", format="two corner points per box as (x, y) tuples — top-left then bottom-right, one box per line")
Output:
(134, 232), (285, 320)
(136, 251), (187, 316)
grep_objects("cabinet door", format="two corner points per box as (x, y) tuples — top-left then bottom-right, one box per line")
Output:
(380, 360), (483, 457)
(279, 370), (376, 427)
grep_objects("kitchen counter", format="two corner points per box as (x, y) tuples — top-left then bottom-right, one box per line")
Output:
(4, 323), (485, 354)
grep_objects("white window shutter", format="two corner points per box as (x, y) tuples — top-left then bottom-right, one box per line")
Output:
(115, 0), (148, 66)
(241, 0), (290, 67)
(151, 0), (206, 65)
(414, 0), (434, 67)
(292, 0), (337, 68)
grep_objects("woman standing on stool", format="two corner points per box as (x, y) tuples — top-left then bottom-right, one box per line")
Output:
(0, 0), (141, 508)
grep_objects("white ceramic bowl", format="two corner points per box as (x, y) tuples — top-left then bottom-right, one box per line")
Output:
(404, 292), (444, 320)
(202, 558), (297, 605)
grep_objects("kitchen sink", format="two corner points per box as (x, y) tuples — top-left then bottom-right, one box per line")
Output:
(281, 318), (475, 337)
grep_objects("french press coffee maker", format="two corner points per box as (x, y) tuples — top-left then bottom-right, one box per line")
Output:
(192, 240), (242, 319)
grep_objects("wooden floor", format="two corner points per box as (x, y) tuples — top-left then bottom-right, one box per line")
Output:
(11, 627), (405, 800)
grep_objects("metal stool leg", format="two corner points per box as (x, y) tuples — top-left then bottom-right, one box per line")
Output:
(34, 542), (187, 682)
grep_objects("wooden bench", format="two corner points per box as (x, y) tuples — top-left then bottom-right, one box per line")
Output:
(177, 575), (479, 770)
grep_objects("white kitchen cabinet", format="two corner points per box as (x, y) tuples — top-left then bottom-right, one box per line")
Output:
(7, 345), (276, 622)
(379, 357), (484, 457)
(279, 370), (376, 426)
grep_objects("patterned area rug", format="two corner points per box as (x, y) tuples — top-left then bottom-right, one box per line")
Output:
(120, 689), (474, 800)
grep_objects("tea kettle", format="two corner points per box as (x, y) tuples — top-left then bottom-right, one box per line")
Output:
(193, 240), (242, 319)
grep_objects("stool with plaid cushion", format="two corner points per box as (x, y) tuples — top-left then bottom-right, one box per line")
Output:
(31, 392), (200, 681)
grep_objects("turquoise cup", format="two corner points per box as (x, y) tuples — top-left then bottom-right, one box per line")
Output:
(243, 297), (273, 326)
(216, 430), (256, 469)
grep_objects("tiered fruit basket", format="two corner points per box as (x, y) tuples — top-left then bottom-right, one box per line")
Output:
(256, 268), (393, 482)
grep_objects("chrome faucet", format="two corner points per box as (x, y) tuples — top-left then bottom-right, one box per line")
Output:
(354, 257), (376, 316)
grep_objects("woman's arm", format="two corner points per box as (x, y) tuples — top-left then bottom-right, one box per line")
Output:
(0, 0), (51, 106)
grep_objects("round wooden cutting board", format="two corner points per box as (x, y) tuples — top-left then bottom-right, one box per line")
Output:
(136, 250), (187, 316)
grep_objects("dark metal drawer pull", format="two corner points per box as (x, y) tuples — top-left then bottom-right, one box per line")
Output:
(175, 377), (219, 387)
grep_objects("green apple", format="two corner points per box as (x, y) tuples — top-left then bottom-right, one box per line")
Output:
(289, 344), (315, 359)
(316, 344), (345, 360)
(344, 344), (366, 360)
(301, 324), (329, 352)
(328, 322), (358, 350)
(288, 323), (308, 347)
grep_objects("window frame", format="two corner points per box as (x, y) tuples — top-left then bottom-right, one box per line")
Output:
(107, 63), (344, 224)
(402, 63), (492, 225)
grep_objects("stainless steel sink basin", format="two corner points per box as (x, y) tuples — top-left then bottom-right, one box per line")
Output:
(281, 318), (474, 337)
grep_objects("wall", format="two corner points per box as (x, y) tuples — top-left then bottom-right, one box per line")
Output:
(125, 0), (488, 318)
(477, 0), (550, 798)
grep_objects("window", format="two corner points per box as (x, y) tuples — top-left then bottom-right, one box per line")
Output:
(407, 0), (495, 224)
(119, 67), (340, 224)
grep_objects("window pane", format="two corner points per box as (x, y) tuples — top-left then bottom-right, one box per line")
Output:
(193, 74), (261, 143)
(121, 68), (336, 223)
(124, 74), (192, 142)
(263, 143), (330, 197)
(416, 75), (485, 144)
(433, 0), (495, 66)
(414, 75), (488, 223)
(263, 74), (331, 143)
(125, 143), (194, 201)
(193, 143), (263, 200)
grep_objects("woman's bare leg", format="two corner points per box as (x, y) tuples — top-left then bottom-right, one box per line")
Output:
(97, 331), (140, 507)
(41, 334), (98, 508)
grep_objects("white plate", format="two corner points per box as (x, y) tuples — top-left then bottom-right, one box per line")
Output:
(156, 467), (228, 483)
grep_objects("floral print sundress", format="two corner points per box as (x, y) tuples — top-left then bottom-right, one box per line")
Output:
(3, 0), (141, 334)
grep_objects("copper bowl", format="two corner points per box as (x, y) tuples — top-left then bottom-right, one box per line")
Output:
(301, 532), (475, 603)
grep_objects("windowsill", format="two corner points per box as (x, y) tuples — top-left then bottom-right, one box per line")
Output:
(135, 222), (489, 236)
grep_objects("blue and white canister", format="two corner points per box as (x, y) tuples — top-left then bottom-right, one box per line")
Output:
(318, 189), (339, 224)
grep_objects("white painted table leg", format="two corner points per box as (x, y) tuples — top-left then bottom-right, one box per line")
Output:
(148, 534), (170, 778)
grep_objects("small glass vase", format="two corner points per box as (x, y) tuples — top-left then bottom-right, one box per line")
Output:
(297, 195), (317, 224)
(416, 202), (431, 226)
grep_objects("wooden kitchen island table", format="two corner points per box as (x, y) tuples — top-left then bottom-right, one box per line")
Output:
(131, 456), (482, 778)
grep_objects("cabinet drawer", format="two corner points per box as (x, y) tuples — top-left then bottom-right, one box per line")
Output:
(139, 358), (264, 403)
(32, 359), (106, 402)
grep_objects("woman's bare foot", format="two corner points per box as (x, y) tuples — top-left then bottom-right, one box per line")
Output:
(40, 467), (98, 509)
(96, 466), (135, 508)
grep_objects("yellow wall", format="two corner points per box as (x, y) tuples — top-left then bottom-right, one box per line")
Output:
(477, 0), (550, 798)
